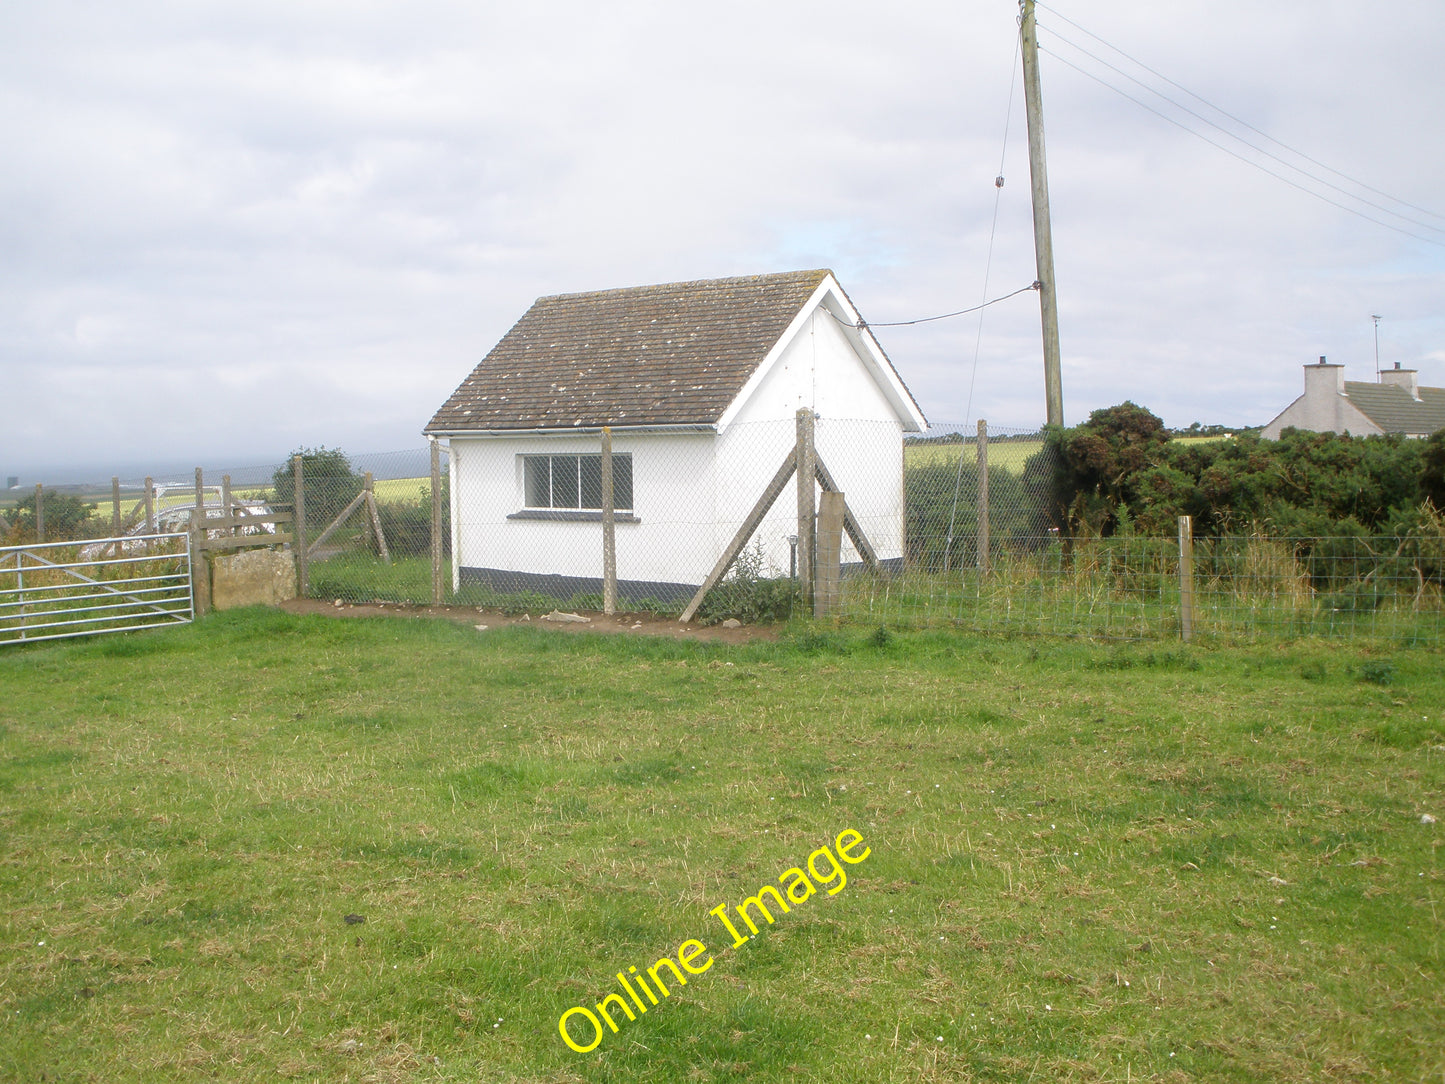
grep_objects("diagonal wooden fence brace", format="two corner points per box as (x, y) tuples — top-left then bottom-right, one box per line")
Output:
(679, 449), (799, 624)
(305, 489), (370, 558)
(363, 474), (391, 565)
(813, 457), (879, 571)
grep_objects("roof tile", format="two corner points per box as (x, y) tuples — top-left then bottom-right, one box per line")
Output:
(426, 270), (832, 432)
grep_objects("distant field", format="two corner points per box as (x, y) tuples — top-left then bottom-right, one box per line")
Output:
(905, 439), (1044, 472)
(229, 476), (432, 505)
(905, 433), (1234, 474)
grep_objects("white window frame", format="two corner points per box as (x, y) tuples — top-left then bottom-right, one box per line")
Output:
(521, 453), (633, 512)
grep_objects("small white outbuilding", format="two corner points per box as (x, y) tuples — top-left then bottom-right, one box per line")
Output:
(424, 269), (927, 603)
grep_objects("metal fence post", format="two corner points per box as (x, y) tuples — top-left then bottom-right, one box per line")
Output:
(430, 439), (443, 607)
(601, 426), (617, 615)
(293, 455), (308, 598)
(796, 408), (816, 610)
(977, 419), (990, 577)
(1178, 514), (1194, 642)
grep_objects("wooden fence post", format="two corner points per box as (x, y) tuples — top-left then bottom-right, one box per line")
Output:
(144, 476), (154, 555)
(194, 468), (205, 526)
(190, 509), (212, 617)
(34, 484), (44, 543)
(796, 408), (816, 610)
(430, 439), (443, 607)
(221, 475), (234, 537)
(815, 491), (845, 618)
(293, 455), (308, 598)
(1178, 514), (1194, 643)
(977, 420), (990, 576)
(601, 427), (617, 615)
(111, 477), (121, 538)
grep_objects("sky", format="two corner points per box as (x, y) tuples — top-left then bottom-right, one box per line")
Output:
(3, 0), (1443, 483)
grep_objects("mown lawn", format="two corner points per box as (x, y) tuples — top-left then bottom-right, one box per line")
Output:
(0, 611), (1441, 1082)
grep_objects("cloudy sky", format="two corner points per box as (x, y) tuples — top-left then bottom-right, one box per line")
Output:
(3, 0), (1442, 482)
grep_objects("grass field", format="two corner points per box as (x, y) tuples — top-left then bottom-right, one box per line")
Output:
(903, 435), (1232, 474)
(1, 612), (1442, 1082)
(904, 440), (1044, 473)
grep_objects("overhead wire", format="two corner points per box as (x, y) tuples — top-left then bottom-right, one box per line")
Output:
(1036, 21), (1445, 240)
(1036, 44), (1445, 251)
(1035, 1), (1445, 226)
(834, 281), (1038, 330)
(945, 23), (1025, 572)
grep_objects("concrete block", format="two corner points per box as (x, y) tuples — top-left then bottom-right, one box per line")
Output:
(211, 549), (297, 611)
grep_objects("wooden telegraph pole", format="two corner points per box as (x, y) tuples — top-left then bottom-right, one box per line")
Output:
(1021, 0), (1064, 428)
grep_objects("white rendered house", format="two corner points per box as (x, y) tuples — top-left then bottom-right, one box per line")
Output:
(424, 270), (928, 602)
(1262, 357), (1445, 439)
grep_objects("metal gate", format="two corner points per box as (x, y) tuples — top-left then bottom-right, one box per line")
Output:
(0, 534), (194, 645)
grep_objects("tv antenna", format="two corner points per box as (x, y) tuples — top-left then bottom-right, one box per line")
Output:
(1372, 314), (1382, 379)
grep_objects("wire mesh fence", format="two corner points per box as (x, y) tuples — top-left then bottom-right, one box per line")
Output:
(7, 422), (1442, 644)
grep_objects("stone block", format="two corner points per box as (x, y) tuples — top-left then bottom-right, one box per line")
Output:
(210, 549), (297, 610)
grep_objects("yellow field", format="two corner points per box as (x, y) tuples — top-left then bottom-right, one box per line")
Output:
(904, 439), (1043, 472)
(905, 434), (1233, 474)
(230, 476), (433, 504)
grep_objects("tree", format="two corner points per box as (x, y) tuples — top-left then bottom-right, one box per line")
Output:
(271, 448), (364, 529)
(5, 491), (98, 542)
(1048, 402), (1171, 534)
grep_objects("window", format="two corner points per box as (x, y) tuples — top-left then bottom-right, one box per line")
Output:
(524, 454), (633, 511)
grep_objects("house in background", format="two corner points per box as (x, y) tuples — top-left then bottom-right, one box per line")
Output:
(424, 269), (927, 602)
(1262, 357), (1445, 439)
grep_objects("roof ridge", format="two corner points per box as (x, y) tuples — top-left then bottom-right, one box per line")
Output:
(538, 269), (832, 303)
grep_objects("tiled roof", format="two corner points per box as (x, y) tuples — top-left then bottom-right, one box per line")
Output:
(1344, 381), (1445, 435)
(426, 270), (835, 432)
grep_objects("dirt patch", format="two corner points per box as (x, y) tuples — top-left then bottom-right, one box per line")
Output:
(278, 598), (776, 644)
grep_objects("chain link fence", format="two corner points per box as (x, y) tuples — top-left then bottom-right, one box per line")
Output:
(7, 424), (1442, 644)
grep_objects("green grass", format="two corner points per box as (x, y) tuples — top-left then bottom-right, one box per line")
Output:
(1, 611), (1442, 1082)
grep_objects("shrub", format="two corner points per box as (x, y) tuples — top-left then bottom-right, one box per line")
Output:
(696, 544), (799, 625)
(4, 491), (98, 543)
(272, 448), (364, 530)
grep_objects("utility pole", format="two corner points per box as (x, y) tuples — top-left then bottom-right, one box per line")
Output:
(1020, 0), (1064, 428)
(1372, 314), (1382, 380)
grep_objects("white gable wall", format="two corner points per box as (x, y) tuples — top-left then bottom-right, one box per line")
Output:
(714, 305), (908, 575)
(1262, 364), (1384, 439)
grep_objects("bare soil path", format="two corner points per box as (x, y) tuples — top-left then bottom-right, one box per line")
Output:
(278, 597), (775, 644)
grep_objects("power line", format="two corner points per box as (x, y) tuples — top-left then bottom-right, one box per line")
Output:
(1037, 20), (1445, 240)
(1038, 45), (1445, 250)
(829, 282), (1040, 331)
(1035, 2), (1445, 226)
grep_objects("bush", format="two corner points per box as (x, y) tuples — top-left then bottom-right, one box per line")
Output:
(272, 448), (364, 530)
(4, 491), (98, 543)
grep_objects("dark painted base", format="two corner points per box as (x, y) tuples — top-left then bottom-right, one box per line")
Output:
(459, 566), (698, 606)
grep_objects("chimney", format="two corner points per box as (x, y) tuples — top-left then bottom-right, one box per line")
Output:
(1303, 355), (1345, 398)
(1378, 361), (1420, 400)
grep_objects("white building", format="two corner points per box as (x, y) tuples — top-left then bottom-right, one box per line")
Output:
(424, 270), (927, 603)
(1262, 357), (1445, 439)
